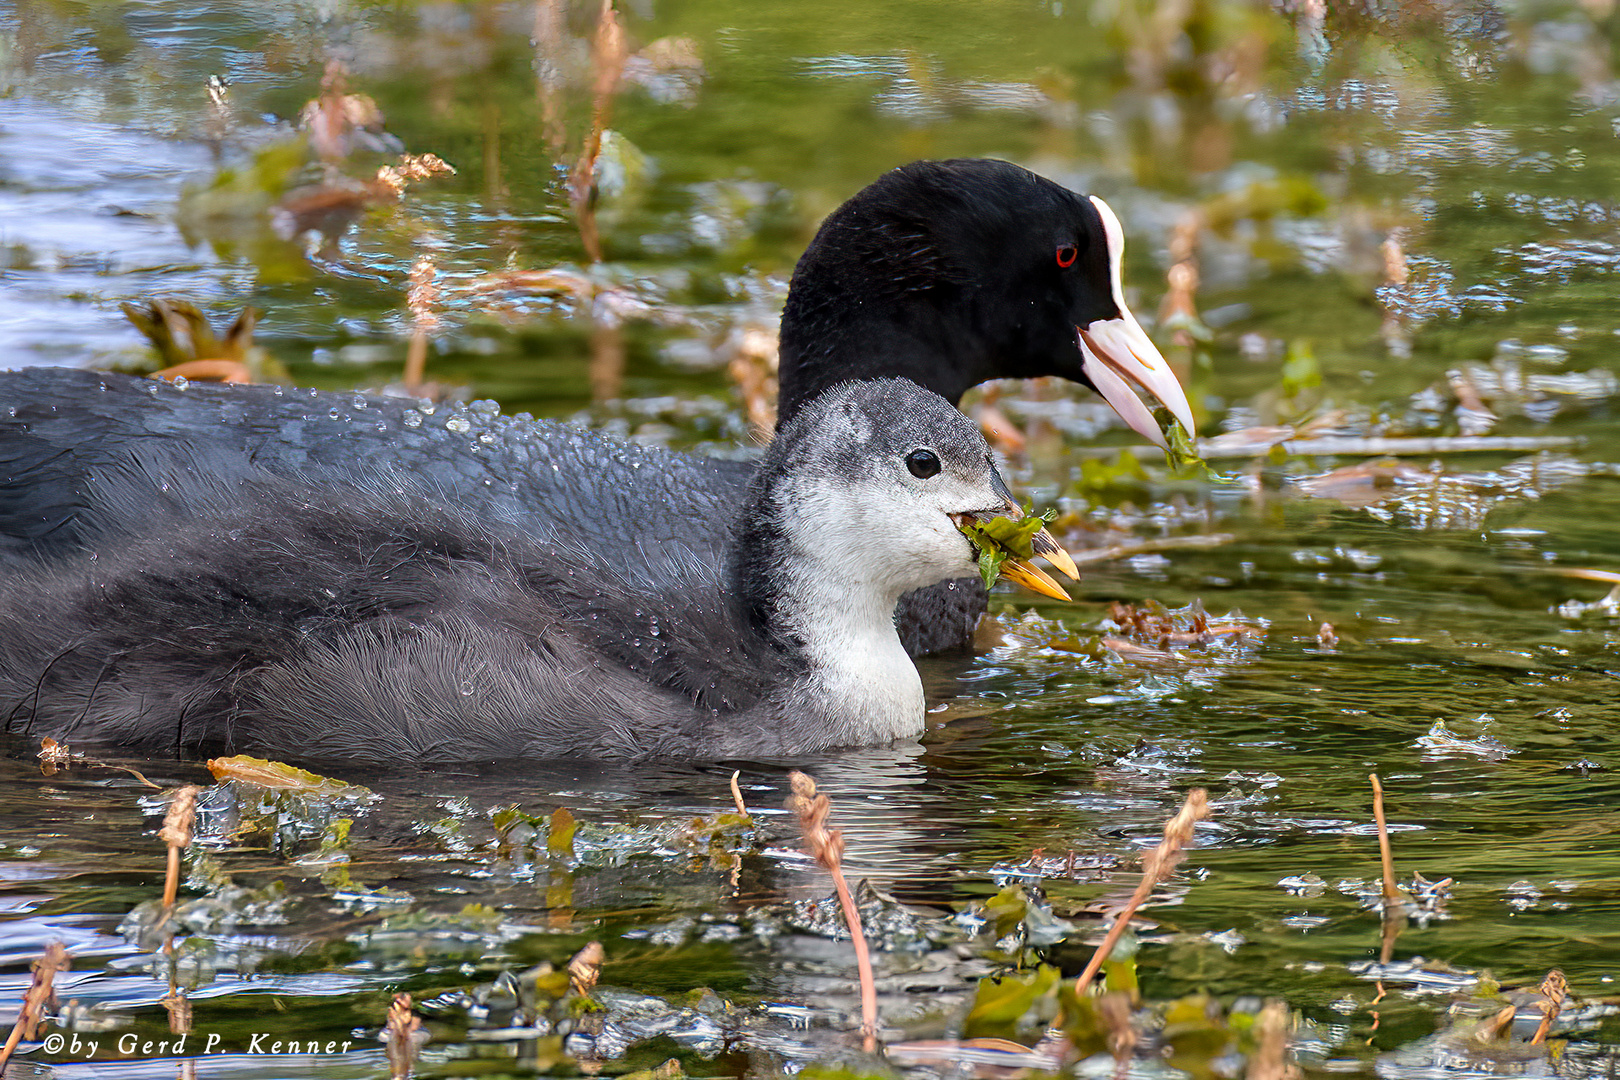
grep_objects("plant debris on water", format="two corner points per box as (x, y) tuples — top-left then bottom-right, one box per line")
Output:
(1157, 405), (1206, 472)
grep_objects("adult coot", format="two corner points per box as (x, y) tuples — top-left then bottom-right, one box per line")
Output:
(0, 159), (1192, 656)
(0, 380), (1071, 761)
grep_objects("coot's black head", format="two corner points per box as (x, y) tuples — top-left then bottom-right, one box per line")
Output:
(777, 158), (1194, 448)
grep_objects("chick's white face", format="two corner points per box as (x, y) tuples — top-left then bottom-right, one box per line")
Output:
(784, 450), (1001, 596)
(898, 446), (1008, 587)
(775, 384), (1010, 599)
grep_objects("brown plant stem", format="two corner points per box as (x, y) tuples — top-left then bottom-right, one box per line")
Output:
(568, 0), (627, 265)
(1370, 774), (1402, 964)
(385, 992), (423, 1079)
(1369, 774), (1399, 903)
(1074, 789), (1208, 996)
(831, 863), (875, 1051)
(0, 942), (69, 1072)
(1378, 906), (1402, 966)
(163, 984), (191, 1035)
(588, 321), (624, 402)
(787, 771), (877, 1052)
(1247, 999), (1298, 1080)
(729, 770), (748, 816)
(1474, 1003), (1518, 1042)
(403, 331), (428, 392)
(160, 786), (200, 909)
(568, 941), (604, 998)
(153, 359), (252, 384)
(532, 0), (568, 157)
(403, 254), (438, 393)
(1531, 969), (1567, 1045)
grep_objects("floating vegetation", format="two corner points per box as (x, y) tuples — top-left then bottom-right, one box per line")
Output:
(1095, 599), (1266, 663)
(120, 300), (282, 384)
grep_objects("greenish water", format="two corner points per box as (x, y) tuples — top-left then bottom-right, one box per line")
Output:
(2, 0), (1620, 1076)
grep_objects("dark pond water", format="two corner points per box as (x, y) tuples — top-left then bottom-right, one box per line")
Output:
(3, 1), (1620, 1077)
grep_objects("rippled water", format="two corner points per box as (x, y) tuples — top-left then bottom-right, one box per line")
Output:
(2, 1), (1620, 1077)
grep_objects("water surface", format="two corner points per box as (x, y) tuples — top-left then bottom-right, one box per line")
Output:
(1, 1), (1619, 1076)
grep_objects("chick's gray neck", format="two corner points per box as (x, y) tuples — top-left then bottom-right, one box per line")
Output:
(733, 472), (925, 753)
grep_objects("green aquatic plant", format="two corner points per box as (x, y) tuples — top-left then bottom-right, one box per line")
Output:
(957, 509), (1058, 590)
(1156, 405), (1205, 472)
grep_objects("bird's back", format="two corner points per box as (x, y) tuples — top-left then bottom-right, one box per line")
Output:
(0, 368), (986, 657)
(0, 468), (789, 760)
(0, 368), (751, 575)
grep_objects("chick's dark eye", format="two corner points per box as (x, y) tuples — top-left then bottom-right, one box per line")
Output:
(1055, 244), (1078, 269)
(906, 448), (941, 479)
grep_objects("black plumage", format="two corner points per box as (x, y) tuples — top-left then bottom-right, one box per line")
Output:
(778, 158), (1122, 421)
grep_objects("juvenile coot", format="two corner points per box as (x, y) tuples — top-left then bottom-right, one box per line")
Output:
(0, 380), (1070, 761)
(0, 159), (1192, 656)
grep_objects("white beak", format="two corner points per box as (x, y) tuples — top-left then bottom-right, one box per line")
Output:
(1082, 196), (1198, 450)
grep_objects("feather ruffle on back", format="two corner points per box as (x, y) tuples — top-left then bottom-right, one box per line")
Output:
(0, 469), (798, 761)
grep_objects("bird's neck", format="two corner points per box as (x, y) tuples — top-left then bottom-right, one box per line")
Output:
(776, 563), (925, 747)
(776, 295), (989, 424)
(735, 486), (927, 749)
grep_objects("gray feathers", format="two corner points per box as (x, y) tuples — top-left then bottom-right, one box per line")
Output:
(0, 158), (1121, 664)
(0, 380), (1005, 763)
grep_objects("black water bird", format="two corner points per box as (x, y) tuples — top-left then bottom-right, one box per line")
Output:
(0, 381), (1073, 761)
(0, 159), (1193, 660)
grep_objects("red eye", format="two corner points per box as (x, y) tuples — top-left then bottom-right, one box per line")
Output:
(1055, 244), (1077, 268)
